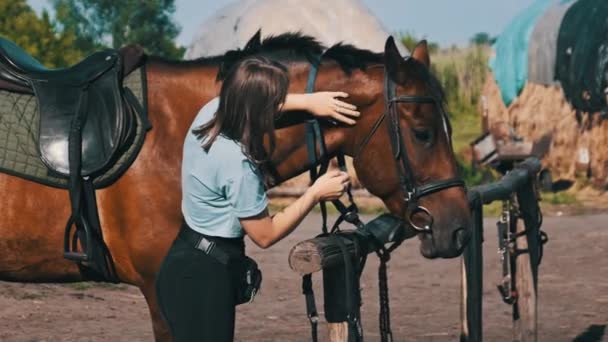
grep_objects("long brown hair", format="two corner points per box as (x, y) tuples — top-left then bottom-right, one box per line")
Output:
(193, 56), (289, 164)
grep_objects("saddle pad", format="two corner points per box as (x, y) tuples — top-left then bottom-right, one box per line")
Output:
(0, 66), (149, 189)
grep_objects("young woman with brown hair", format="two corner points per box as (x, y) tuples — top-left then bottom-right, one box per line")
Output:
(155, 56), (359, 341)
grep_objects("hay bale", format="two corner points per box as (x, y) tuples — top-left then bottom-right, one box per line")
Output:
(482, 73), (577, 183)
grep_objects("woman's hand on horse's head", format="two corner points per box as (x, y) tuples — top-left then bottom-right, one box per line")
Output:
(307, 92), (360, 125)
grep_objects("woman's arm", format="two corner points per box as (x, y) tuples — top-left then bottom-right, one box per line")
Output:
(240, 171), (349, 249)
(282, 92), (360, 125)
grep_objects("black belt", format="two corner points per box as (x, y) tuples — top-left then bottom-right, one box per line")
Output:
(178, 223), (243, 265)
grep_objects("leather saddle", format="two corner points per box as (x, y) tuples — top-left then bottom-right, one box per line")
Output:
(0, 37), (144, 176)
(0, 37), (147, 283)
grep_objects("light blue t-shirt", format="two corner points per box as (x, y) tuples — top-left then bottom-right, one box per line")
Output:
(181, 97), (268, 238)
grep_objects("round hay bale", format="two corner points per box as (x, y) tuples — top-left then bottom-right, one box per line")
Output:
(482, 73), (585, 185)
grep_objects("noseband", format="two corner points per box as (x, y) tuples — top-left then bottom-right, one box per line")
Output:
(355, 67), (465, 232)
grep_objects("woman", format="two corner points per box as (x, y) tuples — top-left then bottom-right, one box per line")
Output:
(155, 56), (360, 341)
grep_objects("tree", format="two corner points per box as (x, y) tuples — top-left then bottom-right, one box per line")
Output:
(52, 0), (185, 59)
(470, 32), (494, 46)
(0, 0), (83, 67)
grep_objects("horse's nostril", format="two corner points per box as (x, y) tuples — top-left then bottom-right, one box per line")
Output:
(453, 228), (470, 250)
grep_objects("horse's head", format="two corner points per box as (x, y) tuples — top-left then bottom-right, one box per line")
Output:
(210, 32), (470, 258)
(352, 37), (470, 259)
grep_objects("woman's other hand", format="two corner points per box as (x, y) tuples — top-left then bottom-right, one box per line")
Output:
(310, 170), (351, 201)
(307, 92), (360, 125)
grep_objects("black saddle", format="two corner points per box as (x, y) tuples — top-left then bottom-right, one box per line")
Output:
(0, 37), (140, 176)
(0, 37), (147, 283)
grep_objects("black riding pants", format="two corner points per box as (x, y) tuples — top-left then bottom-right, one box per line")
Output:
(155, 226), (245, 342)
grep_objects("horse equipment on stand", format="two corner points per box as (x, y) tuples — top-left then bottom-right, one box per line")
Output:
(495, 196), (548, 305)
(299, 56), (467, 342)
(0, 37), (150, 283)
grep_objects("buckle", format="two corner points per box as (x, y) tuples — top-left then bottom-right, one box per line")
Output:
(308, 313), (319, 324)
(196, 236), (215, 254)
(248, 288), (258, 304)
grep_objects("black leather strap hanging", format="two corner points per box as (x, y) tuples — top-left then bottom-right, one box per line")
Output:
(63, 84), (119, 283)
(302, 57), (324, 342)
(301, 56), (367, 342)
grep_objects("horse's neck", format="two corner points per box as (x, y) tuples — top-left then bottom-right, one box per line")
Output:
(146, 60), (221, 129)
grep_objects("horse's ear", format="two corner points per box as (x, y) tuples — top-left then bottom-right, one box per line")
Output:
(384, 36), (405, 80)
(412, 40), (430, 68)
(244, 29), (262, 50)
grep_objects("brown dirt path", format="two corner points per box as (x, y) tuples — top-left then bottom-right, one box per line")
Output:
(0, 213), (606, 341)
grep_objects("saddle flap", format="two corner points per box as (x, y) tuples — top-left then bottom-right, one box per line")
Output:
(36, 57), (128, 177)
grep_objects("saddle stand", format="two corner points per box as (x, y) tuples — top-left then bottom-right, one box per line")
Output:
(0, 38), (147, 283)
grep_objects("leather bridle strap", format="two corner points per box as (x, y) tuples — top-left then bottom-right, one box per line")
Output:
(383, 68), (466, 229)
(416, 178), (465, 198)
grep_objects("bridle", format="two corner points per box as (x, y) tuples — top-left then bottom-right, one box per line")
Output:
(350, 64), (466, 232)
(300, 56), (467, 342)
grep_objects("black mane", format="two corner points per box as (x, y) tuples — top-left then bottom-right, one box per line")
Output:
(323, 43), (383, 74)
(152, 32), (385, 79)
(215, 32), (325, 79)
(152, 32), (445, 103)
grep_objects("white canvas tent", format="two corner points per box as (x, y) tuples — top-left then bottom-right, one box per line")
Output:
(185, 0), (408, 59)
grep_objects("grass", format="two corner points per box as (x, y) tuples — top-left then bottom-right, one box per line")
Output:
(540, 191), (577, 205)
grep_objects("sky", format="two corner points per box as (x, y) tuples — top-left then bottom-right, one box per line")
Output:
(26, 0), (535, 48)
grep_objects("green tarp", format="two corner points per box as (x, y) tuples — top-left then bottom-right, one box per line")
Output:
(489, 0), (556, 106)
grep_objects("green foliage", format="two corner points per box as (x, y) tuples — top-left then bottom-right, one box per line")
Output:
(429, 45), (490, 157)
(470, 32), (494, 46)
(51, 0), (185, 59)
(432, 45), (489, 110)
(541, 192), (577, 205)
(399, 31), (439, 54)
(457, 156), (486, 187)
(0, 0), (83, 67)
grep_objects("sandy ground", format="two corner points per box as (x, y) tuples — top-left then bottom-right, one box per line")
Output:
(0, 213), (606, 342)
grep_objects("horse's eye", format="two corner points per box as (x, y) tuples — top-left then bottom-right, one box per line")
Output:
(412, 128), (433, 144)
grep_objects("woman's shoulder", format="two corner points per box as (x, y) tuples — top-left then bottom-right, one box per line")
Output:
(192, 97), (220, 128)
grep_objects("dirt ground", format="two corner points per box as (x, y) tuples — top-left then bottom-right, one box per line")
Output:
(0, 213), (606, 342)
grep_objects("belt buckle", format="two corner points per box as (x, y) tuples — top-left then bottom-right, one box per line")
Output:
(196, 236), (215, 254)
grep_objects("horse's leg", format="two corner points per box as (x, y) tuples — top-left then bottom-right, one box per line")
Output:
(140, 280), (172, 342)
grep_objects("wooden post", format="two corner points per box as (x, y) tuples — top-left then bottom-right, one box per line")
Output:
(512, 185), (541, 342)
(289, 214), (410, 273)
(460, 198), (483, 342)
(512, 220), (537, 342)
(289, 214), (409, 342)
(328, 323), (348, 342)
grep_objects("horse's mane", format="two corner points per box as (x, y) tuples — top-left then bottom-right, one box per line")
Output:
(151, 32), (383, 77)
(151, 32), (445, 104)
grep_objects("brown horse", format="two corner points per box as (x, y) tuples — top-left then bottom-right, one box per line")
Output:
(0, 33), (470, 340)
